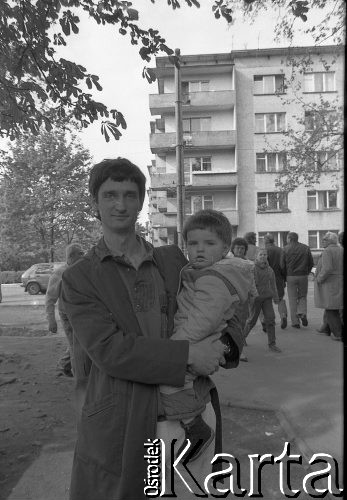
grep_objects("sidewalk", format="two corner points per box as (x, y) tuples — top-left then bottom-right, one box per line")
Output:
(6, 284), (344, 499)
(214, 282), (343, 467)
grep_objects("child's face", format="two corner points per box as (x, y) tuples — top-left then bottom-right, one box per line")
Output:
(256, 249), (268, 264)
(233, 245), (246, 258)
(186, 228), (229, 269)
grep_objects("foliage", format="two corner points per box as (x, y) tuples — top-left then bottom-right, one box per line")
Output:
(225, 0), (345, 45)
(0, 0), (232, 143)
(272, 94), (343, 192)
(0, 123), (96, 268)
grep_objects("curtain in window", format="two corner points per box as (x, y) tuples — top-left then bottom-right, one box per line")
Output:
(266, 114), (276, 132)
(267, 153), (277, 172)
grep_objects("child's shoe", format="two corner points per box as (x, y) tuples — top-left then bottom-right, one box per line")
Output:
(176, 414), (214, 462)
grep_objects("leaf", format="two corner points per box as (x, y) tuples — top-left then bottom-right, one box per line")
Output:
(59, 19), (70, 36)
(142, 67), (156, 83)
(127, 8), (139, 21)
(139, 46), (151, 62)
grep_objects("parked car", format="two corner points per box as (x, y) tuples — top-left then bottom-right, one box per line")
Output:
(21, 262), (65, 295)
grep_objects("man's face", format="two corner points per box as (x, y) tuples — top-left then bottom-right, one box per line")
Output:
(186, 228), (229, 269)
(322, 236), (329, 248)
(95, 178), (141, 234)
(233, 244), (246, 258)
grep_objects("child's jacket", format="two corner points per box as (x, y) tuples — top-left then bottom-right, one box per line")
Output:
(254, 261), (279, 300)
(172, 256), (254, 344)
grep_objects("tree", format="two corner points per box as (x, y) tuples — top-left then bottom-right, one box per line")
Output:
(0, 0), (233, 143)
(225, 0), (345, 45)
(4, 0), (333, 143)
(0, 122), (96, 267)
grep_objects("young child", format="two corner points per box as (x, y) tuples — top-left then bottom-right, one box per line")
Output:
(243, 248), (282, 353)
(160, 210), (254, 461)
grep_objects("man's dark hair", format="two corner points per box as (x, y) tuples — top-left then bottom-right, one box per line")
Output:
(183, 209), (232, 246)
(88, 158), (146, 208)
(244, 232), (256, 244)
(287, 232), (299, 242)
(230, 237), (248, 254)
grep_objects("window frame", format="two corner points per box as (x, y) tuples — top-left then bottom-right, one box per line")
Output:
(303, 72), (336, 93)
(258, 231), (289, 248)
(255, 113), (286, 133)
(257, 191), (288, 212)
(183, 117), (211, 133)
(307, 190), (338, 211)
(308, 230), (339, 250)
(184, 156), (212, 184)
(186, 194), (214, 214)
(256, 152), (286, 172)
(253, 74), (285, 94)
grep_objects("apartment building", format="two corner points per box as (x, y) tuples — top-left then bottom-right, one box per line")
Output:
(147, 45), (343, 257)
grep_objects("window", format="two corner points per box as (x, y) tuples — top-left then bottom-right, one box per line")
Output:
(256, 152), (287, 172)
(257, 192), (288, 211)
(258, 231), (289, 248)
(255, 113), (286, 133)
(184, 157), (211, 184)
(254, 75), (285, 94)
(308, 230), (339, 250)
(183, 117), (211, 133)
(304, 72), (335, 92)
(307, 190), (338, 210)
(306, 151), (340, 171)
(304, 110), (338, 132)
(186, 195), (213, 214)
(182, 80), (209, 94)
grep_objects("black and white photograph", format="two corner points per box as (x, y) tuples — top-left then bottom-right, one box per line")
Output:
(0, 1), (344, 499)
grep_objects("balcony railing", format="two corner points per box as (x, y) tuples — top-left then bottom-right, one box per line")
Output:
(149, 90), (235, 115)
(150, 130), (236, 153)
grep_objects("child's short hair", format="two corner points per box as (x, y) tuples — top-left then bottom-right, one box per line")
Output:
(231, 237), (248, 254)
(183, 209), (232, 246)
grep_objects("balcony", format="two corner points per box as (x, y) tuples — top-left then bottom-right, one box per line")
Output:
(150, 173), (177, 189)
(187, 172), (237, 188)
(149, 90), (236, 115)
(151, 212), (177, 227)
(150, 130), (236, 154)
(150, 208), (239, 227)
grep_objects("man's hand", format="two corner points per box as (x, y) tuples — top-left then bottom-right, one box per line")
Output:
(48, 319), (58, 333)
(187, 337), (226, 376)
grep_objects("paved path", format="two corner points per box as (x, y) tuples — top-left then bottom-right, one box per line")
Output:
(6, 282), (344, 499)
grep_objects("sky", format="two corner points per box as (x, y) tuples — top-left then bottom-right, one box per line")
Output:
(55, 1), (332, 223)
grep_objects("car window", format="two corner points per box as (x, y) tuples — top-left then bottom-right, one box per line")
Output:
(35, 265), (54, 274)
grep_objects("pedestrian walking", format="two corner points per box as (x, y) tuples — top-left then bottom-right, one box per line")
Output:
(314, 232), (343, 341)
(282, 232), (314, 328)
(45, 244), (84, 376)
(264, 233), (288, 329)
(229, 237), (258, 362)
(244, 232), (259, 261)
(243, 248), (282, 353)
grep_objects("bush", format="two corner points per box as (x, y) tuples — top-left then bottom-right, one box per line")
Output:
(0, 271), (24, 284)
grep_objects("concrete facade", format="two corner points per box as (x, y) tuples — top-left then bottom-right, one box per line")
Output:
(147, 46), (343, 256)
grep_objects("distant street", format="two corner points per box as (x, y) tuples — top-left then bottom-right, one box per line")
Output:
(0, 284), (46, 307)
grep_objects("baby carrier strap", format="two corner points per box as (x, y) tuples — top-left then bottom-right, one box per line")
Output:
(197, 268), (239, 298)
